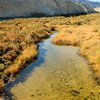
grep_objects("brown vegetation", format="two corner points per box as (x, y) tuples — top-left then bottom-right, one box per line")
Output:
(0, 13), (100, 91)
(52, 14), (100, 79)
(0, 18), (54, 91)
(0, 80), (4, 92)
(4, 44), (38, 75)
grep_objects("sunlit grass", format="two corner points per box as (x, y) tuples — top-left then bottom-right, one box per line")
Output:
(0, 13), (100, 91)
(52, 14), (100, 77)
(0, 17), (54, 90)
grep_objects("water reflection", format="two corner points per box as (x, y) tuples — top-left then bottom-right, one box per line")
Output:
(4, 33), (100, 100)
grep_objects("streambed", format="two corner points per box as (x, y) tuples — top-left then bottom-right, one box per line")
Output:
(5, 33), (100, 100)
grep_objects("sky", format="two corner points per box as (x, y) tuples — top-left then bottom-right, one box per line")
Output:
(89, 0), (100, 2)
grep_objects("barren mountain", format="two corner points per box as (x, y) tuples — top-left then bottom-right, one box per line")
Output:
(0, 0), (96, 18)
(71, 0), (100, 8)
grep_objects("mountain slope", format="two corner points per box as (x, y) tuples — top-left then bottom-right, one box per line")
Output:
(0, 0), (96, 18)
(71, 0), (100, 8)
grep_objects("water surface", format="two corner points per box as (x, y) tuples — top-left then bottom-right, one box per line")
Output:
(7, 33), (100, 100)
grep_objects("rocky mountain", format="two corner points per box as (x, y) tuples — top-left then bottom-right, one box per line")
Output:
(94, 7), (100, 12)
(0, 0), (96, 18)
(89, 2), (100, 8)
(71, 0), (100, 8)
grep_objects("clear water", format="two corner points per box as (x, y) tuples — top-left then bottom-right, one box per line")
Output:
(6, 33), (100, 100)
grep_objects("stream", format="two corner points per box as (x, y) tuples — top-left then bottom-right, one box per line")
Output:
(4, 33), (100, 100)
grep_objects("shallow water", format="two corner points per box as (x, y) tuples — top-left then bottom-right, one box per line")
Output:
(6, 33), (100, 100)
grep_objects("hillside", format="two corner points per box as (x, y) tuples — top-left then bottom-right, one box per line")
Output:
(71, 0), (100, 8)
(95, 7), (100, 12)
(0, 0), (96, 18)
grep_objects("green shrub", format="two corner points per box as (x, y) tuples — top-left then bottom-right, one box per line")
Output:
(0, 64), (4, 71)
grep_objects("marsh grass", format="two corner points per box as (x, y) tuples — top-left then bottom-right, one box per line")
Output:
(0, 18), (54, 90)
(0, 13), (100, 91)
(52, 14), (100, 78)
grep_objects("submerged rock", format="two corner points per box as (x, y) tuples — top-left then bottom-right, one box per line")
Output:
(0, 0), (96, 18)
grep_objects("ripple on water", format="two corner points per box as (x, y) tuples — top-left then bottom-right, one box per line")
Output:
(5, 33), (100, 100)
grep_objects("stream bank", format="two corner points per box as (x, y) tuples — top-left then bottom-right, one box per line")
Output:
(3, 33), (100, 100)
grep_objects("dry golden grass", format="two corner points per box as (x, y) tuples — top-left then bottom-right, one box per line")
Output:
(4, 44), (38, 75)
(0, 80), (4, 92)
(0, 13), (100, 91)
(0, 18), (54, 91)
(0, 18), (53, 71)
(52, 14), (100, 78)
